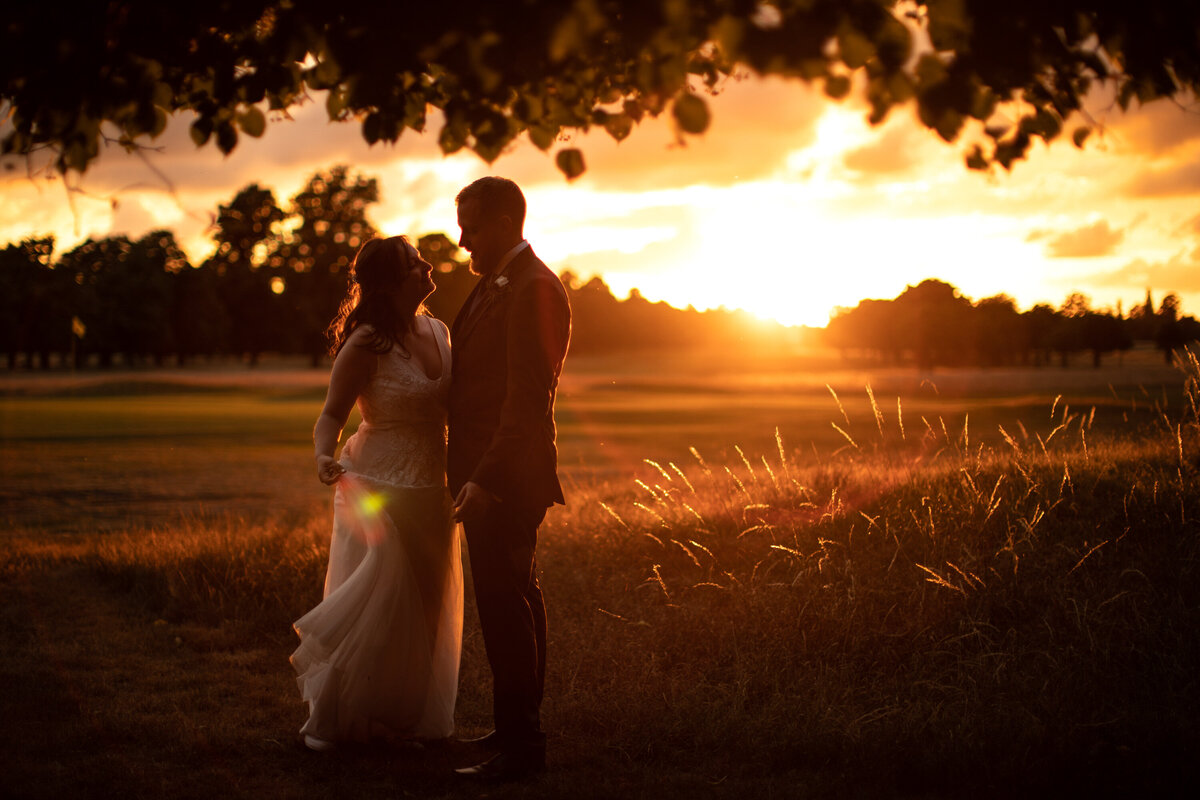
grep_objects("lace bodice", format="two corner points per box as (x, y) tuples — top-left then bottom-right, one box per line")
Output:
(339, 317), (450, 489)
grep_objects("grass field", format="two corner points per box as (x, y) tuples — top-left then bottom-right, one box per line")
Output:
(2, 346), (1198, 798)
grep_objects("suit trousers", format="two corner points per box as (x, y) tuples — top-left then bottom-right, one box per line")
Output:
(464, 501), (548, 746)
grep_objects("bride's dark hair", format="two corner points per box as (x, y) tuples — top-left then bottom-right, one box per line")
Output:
(326, 235), (422, 356)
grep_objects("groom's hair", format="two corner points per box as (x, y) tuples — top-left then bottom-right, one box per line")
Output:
(456, 176), (526, 232)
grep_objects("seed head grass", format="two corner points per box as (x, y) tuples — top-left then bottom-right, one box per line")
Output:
(4, 354), (1200, 796)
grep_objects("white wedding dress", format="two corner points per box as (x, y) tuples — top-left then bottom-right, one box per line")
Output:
(291, 316), (462, 743)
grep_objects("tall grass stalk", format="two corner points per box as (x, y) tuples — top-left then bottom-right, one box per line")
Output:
(8, 353), (1200, 796)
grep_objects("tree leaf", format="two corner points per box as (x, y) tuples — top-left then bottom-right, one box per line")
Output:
(238, 107), (266, 138)
(4, 0), (1196, 179)
(151, 108), (168, 138)
(439, 122), (467, 155)
(603, 112), (634, 141)
(326, 89), (347, 121)
(966, 144), (988, 170)
(1034, 108), (1062, 141)
(934, 108), (964, 142)
(216, 121), (237, 155)
(189, 118), (211, 147)
(838, 30), (875, 70)
(672, 92), (710, 135)
(824, 74), (852, 101)
(915, 53), (948, 87)
(362, 113), (383, 145)
(555, 148), (586, 180)
(529, 124), (557, 151)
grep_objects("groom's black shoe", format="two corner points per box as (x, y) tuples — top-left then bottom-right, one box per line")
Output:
(457, 729), (503, 750)
(454, 746), (545, 781)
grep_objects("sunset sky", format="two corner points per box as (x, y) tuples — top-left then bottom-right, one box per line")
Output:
(3, 76), (1198, 327)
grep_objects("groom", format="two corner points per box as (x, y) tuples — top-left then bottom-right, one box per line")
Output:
(448, 176), (571, 780)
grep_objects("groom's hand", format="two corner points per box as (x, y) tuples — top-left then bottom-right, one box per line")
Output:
(453, 481), (498, 525)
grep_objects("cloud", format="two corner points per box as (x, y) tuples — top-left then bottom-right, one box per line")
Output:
(1124, 159), (1200, 198)
(841, 122), (921, 176)
(1084, 250), (1200, 293)
(546, 77), (827, 192)
(107, 195), (161, 239)
(1107, 93), (1200, 157)
(1178, 213), (1200, 237)
(5, 74), (1200, 325)
(1042, 219), (1125, 258)
(0, 76), (832, 263)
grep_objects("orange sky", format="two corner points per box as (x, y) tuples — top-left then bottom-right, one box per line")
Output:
(3, 77), (1198, 327)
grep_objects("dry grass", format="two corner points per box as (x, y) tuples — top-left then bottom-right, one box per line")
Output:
(3, 352), (1199, 797)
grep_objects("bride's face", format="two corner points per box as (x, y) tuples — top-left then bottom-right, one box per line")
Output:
(393, 240), (435, 309)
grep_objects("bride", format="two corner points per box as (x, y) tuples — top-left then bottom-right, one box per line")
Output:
(291, 235), (462, 751)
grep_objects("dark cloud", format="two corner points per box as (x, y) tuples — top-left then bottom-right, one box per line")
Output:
(1045, 220), (1125, 258)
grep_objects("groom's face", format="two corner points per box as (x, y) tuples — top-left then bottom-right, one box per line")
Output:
(457, 198), (508, 276)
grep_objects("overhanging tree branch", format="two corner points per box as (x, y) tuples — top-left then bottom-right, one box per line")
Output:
(2, 1), (1196, 180)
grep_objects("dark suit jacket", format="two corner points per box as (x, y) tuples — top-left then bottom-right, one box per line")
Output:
(447, 246), (571, 509)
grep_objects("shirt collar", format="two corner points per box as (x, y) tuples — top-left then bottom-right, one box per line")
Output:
(493, 240), (529, 279)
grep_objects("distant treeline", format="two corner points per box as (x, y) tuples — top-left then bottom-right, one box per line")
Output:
(824, 279), (1200, 369)
(2, 165), (1195, 371)
(0, 165), (791, 370)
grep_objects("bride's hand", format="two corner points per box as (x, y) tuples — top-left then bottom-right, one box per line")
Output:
(316, 455), (345, 485)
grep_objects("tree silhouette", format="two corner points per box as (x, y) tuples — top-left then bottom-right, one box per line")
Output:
(124, 230), (187, 365)
(823, 280), (1194, 371)
(826, 298), (904, 364)
(418, 233), (474, 325)
(57, 236), (179, 368)
(171, 259), (226, 366)
(1155, 293), (1190, 365)
(274, 166), (378, 365)
(1126, 289), (1159, 341)
(7, 163), (1200, 370)
(894, 279), (973, 369)
(4, 2), (1196, 178)
(0, 237), (61, 369)
(209, 184), (286, 365)
(1045, 293), (1091, 368)
(971, 294), (1025, 366)
(1080, 310), (1132, 368)
(1022, 303), (1060, 367)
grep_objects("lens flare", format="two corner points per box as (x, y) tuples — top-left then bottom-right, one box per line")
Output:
(358, 491), (386, 516)
(337, 473), (390, 546)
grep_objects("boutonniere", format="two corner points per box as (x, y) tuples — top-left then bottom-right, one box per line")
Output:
(488, 274), (511, 296)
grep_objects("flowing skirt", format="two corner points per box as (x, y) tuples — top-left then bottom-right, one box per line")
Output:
(291, 474), (463, 742)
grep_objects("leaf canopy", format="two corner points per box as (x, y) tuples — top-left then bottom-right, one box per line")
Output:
(2, 1), (1196, 179)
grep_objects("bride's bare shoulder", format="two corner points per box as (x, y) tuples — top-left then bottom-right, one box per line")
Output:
(343, 324), (381, 348)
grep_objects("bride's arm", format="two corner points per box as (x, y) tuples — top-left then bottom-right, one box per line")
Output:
(314, 328), (376, 484)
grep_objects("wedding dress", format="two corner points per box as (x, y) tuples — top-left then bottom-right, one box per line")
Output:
(291, 316), (462, 743)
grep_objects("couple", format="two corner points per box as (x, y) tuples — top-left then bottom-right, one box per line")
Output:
(289, 176), (571, 780)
